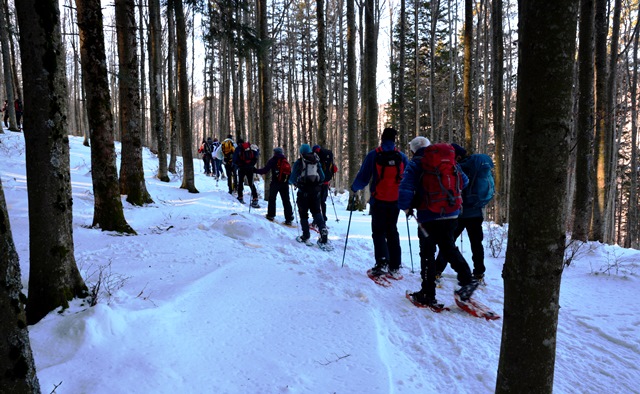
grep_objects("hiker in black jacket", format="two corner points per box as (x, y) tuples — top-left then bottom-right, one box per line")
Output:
(255, 147), (294, 225)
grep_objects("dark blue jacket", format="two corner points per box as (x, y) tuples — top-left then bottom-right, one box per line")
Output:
(255, 153), (287, 182)
(351, 140), (409, 202)
(398, 146), (469, 223)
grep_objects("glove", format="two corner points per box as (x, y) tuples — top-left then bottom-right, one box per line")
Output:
(404, 208), (414, 218)
(351, 186), (357, 193)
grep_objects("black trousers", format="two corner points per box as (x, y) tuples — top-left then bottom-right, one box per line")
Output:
(296, 185), (325, 238)
(237, 166), (258, 200)
(418, 219), (473, 299)
(435, 216), (485, 276)
(370, 199), (402, 271)
(268, 182), (294, 221)
(224, 161), (237, 193)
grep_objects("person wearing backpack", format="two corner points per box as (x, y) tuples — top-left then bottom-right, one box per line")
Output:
(14, 98), (23, 128)
(399, 137), (478, 309)
(350, 127), (409, 280)
(434, 144), (495, 284)
(233, 138), (260, 207)
(211, 138), (224, 180)
(289, 143), (329, 247)
(311, 144), (336, 225)
(221, 134), (238, 194)
(255, 147), (295, 225)
(197, 138), (213, 176)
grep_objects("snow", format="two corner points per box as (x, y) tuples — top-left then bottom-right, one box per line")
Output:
(1, 131), (639, 394)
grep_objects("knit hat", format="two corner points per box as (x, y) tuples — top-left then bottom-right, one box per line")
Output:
(300, 144), (312, 154)
(451, 143), (467, 159)
(409, 136), (431, 153)
(273, 147), (284, 155)
(237, 137), (245, 144)
(381, 127), (398, 141)
(227, 134), (233, 139)
(312, 145), (321, 152)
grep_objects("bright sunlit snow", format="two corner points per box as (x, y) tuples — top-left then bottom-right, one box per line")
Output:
(1, 132), (639, 393)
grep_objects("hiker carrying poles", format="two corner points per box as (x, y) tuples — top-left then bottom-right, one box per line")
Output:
(341, 194), (355, 267)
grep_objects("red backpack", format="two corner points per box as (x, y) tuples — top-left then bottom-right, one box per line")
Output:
(239, 142), (256, 166)
(418, 143), (463, 214)
(373, 147), (405, 202)
(275, 157), (292, 182)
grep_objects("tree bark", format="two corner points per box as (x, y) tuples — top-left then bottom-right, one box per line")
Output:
(463, 0), (473, 150)
(17, 0), (89, 325)
(592, 0), (607, 241)
(116, 0), (153, 206)
(492, 0), (505, 224)
(167, 1), (178, 174)
(317, 0), (328, 147)
(148, 0), (169, 181)
(0, 178), (40, 392)
(174, 0), (198, 193)
(496, 1), (578, 392)
(573, 0), (595, 241)
(75, 0), (135, 234)
(0, 1), (17, 131)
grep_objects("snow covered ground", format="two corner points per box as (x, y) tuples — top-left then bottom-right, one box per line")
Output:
(1, 131), (639, 394)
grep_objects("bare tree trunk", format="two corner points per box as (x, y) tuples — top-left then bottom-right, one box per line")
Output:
(463, 0), (473, 150)
(363, 0), (377, 147)
(592, 0), (607, 241)
(148, 0), (169, 181)
(174, 0), (198, 192)
(0, 178), (39, 392)
(116, 0), (153, 206)
(17, 0), (89, 324)
(573, 0), (595, 241)
(496, 1), (578, 392)
(167, 2), (178, 174)
(492, 0), (505, 224)
(4, 0), (21, 101)
(75, 0), (135, 234)
(626, 7), (639, 248)
(0, 1), (17, 131)
(317, 0), (328, 146)
(258, 0), (273, 197)
(347, 0), (358, 203)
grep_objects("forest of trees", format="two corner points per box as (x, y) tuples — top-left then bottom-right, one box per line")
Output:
(0, 0), (638, 391)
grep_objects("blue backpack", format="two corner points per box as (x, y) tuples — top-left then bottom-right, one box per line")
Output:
(460, 154), (494, 208)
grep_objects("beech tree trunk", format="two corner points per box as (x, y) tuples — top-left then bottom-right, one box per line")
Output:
(17, 0), (89, 325)
(0, 1), (17, 131)
(116, 0), (153, 206)
(496, 1), (578, 391)
(75, 0), (135, 234)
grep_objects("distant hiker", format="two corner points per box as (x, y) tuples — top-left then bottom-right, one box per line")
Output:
(255, 147), (294, 224)
(399, 137), (478, 309)
(14, 98), (23, 128)
(289, 143), (329, 247)
(221, 134), (238, 194)
(198, 138), (213, 176)
(435, 143), (495, 284)
(351, 127), (409, 280)
(211, 138), (224, 179)
(2, 100), (8, 128)
(311, 144), (336, 226)
(233, 137), (260, 207)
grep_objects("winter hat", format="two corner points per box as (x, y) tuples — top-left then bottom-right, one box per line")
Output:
(451, 143), (467, 158)
(207, 137), (213, 142)
(381, 127), (398, 141)
(213, 138), (218, 142)
(237, 137), (245, 144)
(300, 144), (312, 155)
(312, 145), (321, 153)
(227, 134), (233, 139)
(409, 136), (431, 153)
(273, 147), (284, 155)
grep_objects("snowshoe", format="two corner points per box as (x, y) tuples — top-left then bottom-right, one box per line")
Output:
(386, 269), (404, 281)
(296, 235), (313, 246)
(454, 280), (480, 302)
(406, 291), (449, 312)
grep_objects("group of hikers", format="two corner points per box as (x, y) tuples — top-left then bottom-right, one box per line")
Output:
(2, 98), (24, 129)
(199, 127), (494, 308)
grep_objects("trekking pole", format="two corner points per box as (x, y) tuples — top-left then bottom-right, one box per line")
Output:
(406, 214), (415, 273)
(328, 188), (340, 222)
(290, 184), (301, 236)
(341, 195), (355, 268)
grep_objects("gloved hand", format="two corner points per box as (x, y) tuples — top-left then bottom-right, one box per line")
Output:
(404, 208), (414, 218)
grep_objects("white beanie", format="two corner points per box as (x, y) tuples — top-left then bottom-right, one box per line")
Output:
(410, 136), (431, 153)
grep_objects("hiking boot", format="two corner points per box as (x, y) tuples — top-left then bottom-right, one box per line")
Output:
(284, 218), (294, 226)
(251, 200), (260, 208)
(237, 197), (245, 204)
(455, 279), (480, 302)
(296, 235), (313, 246)
(410, 291), (438, 307)
(387, 269), (403, 280)
(319, 228), (328, 244)
(473, 273), (486, 286)
(265, 215), (275, 221)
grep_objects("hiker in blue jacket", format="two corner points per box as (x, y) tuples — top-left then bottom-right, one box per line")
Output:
(399, 136), (478, 308)
(435, 143), (495, 283)
(351, 127), (409, 280)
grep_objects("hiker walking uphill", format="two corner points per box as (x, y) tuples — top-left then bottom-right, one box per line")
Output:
(211, 138), (224, 179)
(399, 137), (478, 310)
(435, 144), (495, 284)
(351, 127), (409, 281)
(233, 138), (260, 208)
(221, 134), (238, 194)
(289, 144), (330, 249)
(312, 144), (337, 224)
(198, 137), (214, 176)
(255, 147), (294, 225)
